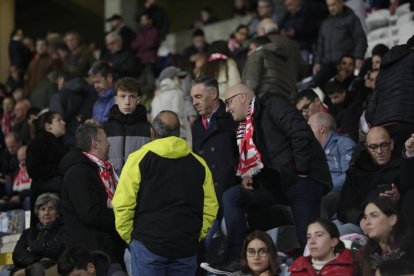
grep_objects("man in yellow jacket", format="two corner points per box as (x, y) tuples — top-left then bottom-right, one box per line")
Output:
(113, 110), (218, 276)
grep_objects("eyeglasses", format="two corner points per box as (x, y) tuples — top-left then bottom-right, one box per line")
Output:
(299, 99), (314, 112)
(366, 142), (391, 152)
(225, 93), (244, 107)
(246, 248), (269, 258)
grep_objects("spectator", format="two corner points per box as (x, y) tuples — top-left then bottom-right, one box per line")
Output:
(243, 36), (302, 101)
(249, 0), (280, 37)
(29, 70), (59, 110)
(233, 0), (248, 17)
(113, 111), (218, 276)
(313, 0), (367, 88)
(359, 198), (414, 275)
(193, 7), (219, 28)
(60, 121), (126, 271)
(103, 77), (151, 175)
(366, 35), (414, 155)
(131, 12), (160, 65)
(308, 112), (355, 218)
(199, 40), (241, 99)
(27, 112), (66, 225)
(12, 193), (66, 276)
(8, 28), (32, 77)
(6, 66), (24, 96)
(58, 246), (126, 276)
(0, 132), (21, 205)
(227, 231), (279, 276)
(289, 219), (354, 275)
(371, 44), (389, 70)
(63, 31), (96, 77)
(89, 62), (116, 123)
(295, 89), (329, 121)
(151, 66), (192, 143)
(25, 38), (59, 96)
(228, 25), (250, 53)
(143, 0), (170, 41)
(213, 84), (331, 272)
(1, 97), (15, 136)
(183, 29), (209, 63)
(101, 32), (139, 79)
(280, 0), (320, 63)
(105, 14), (136, 52)
(331, 55), (356, 93)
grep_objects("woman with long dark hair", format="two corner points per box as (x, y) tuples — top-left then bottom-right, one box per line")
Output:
(26, 111), (66, 225)
(289, 218), (354, 275)
(359, 197), (414, 276)
(199, 40), (241, 99)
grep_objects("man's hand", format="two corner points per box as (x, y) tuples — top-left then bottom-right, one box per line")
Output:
(379, 183), (400, 203)
(405, 133), (414, 157)
(241, 176), (254, 191)
(313, 63), (321, 76)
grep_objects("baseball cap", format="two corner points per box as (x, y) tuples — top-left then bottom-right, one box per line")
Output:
(158, 66), (187, 82)
(106, 14), (122, 22)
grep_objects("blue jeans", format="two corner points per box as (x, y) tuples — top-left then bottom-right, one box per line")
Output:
(130, 239), (197, 276)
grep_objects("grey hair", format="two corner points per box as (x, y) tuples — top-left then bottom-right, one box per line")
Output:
(75, 121), (103, 152)
(106, 31), (122, 42)
(34, 193), (60, 216)
(152, 111), (180, 138)
(314, 112), (336, 132)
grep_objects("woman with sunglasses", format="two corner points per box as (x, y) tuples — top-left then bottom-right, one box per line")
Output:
(230, 230), (279, 276)
(289, 218), (354, 275)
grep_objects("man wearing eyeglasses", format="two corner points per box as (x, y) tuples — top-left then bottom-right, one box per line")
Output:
(295, 89), (329, 121)
(218, 84), (332, 272)
(337, 126), (414, 235)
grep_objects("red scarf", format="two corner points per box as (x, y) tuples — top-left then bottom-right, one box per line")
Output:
(83, 152), (118, 208)
(1, 112), (13, 135)
(13, 164), (31, 192)
(236, 97), (263, 177)
(208, 53), (228, 62)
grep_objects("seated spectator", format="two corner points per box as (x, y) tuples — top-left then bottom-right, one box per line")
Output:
(0, 132), (22, 198)
(193, 7), (219, 28)
(359, 197), (414, 275)
(233, 0), (248, 17)
(227, 231), (279, 276)
(337, 127), (414, 235)
(371, 44), (389, 71)
(289, 219), (354, 275)
(249, 0), (280, 37)
(295, 89), (328, 121)
(331, 55), (356, 93)
(29, 70), (59, 110)
(105, 14), (136, 52)
(1, 96), (15, 136)
(58, 246), (126, 276)
(12, 193), (65, 276)
(308, 112), (355, 219)
(101, 32), (139, 79)
(183, 29), (209, 63)
(228, 24), (249, 53)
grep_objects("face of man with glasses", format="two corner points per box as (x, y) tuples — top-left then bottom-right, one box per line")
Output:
(225, 91), (247, 122)
(296, 96), (322, 121)
(246, 239), (270, 274)
(365, 127), (394, 166)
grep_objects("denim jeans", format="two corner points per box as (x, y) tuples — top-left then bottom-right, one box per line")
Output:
(130, 239), (197, 276)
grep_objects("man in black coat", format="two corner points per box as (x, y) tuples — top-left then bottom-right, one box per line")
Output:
(59, 122), (126, 273)
(211, 84), (331, 273)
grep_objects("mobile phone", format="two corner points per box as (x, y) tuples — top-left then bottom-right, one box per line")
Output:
(378, 183), (392, 193)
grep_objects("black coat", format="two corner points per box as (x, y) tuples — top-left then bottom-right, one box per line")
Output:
(191, 100), (239, 202)
(366, 44), (414, 126)
(12, 220), (66, 268)
(59, 150), (125, 264)
(253, 94), (332, 192)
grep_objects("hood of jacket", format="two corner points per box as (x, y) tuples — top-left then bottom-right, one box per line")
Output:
(107, 104), (148, 124)
(59, 150), (97, 175)
(142, 136), (191, 159)
(381, 44), (413, 68)
(260, 42), (289, 62)
(160, 78), (183, 92)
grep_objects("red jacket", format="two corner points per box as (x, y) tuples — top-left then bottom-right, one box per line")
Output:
(289, 249), (354, 276)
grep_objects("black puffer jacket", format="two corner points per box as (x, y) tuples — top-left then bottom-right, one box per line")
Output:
(366, 44), (414, 126)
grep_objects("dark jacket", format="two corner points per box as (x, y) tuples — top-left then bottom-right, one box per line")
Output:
(289, 249), (354, 276)
(192, 100), (239, 202)
(13, 220), (66, 269)
(315, 6), (367, 64)
(60, 150), (125, 263)
(131, 26), (160, 64)
(366, 44), (414, 126)
(119, 25), (136, 51)
(337, 149), (414, 225)
(242, 42), (302, 102)
(103, 105), (151, 175)
(26, 131), (66, 197)
(101, 49), (139, 79)
(254, 94), (332, 192)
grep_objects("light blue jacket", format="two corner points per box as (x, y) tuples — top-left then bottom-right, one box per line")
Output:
(323, 132), (356, 192)
(92, 87), (115, 123)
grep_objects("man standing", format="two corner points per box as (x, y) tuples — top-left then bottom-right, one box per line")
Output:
(89, 62), (115, 123)
(63, 31), (96, 78)
(103, 77), (151, 175)
(113, 111), (218, 276)
(313, 0), (367, 88)
(214, 84), (331, 272)
(60, 122), (126, 274)
(308, 112), (355, 218)
(106, 14), (136, 51)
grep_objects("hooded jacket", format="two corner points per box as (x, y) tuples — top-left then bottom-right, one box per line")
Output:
(242, 42), (299, 101)
(103, 105), (151, 175)
(366, 44), (414, 126)
(113, 136), (218, 258)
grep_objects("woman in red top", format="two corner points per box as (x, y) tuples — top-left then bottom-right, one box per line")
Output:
(289, 218), (354, 276)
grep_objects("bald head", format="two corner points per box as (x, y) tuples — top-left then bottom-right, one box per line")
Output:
(258, 18), (278, 36)
(152, 111), (180, 139)
(366, 127), (393, 166)
(225, 84), (255, 122)
(308, 112), (336, 145)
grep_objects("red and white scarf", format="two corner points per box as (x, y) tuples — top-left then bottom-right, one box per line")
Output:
(13, 164), (31, 192)
(83, 152), (118, 208)
(236, 97), (263, 177)
(208, 53), (228, 62)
